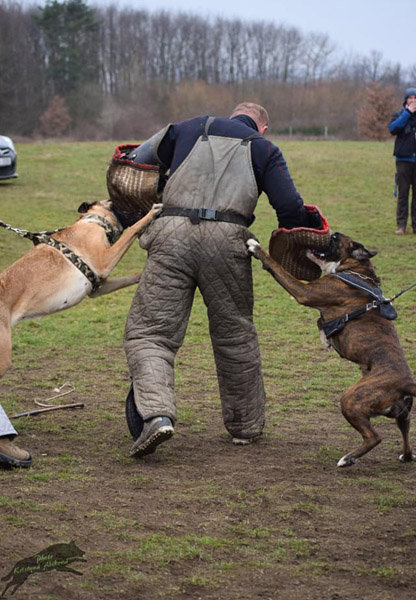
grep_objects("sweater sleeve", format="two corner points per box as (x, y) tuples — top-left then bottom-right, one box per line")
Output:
(259, 142), (309, 229)
(389, 109), (411, 135)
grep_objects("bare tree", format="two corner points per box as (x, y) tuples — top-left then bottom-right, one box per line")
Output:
(408, 64), (416, 83)
(0, 1), (45, 134)
(279, 26), (302, 83)
(0, 1), (413, 139)
(299, 33), (335, 84)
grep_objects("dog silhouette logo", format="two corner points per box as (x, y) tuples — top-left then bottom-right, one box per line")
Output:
(1, 540), (86, 597)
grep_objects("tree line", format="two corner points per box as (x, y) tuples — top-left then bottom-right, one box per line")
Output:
(1, 0), (414, 140)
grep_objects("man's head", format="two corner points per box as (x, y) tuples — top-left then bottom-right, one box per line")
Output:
(404, 87), (416, 106)
(230, 102), (269, 135)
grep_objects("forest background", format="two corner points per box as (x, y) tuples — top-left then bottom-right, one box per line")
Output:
(1, 0), (416, 142)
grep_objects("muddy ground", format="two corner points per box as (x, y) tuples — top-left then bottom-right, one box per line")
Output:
(1, 350), (416, 600)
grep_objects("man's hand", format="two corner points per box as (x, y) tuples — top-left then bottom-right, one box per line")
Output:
(306, 209), (323, 229)
(406, 99), (416, 113)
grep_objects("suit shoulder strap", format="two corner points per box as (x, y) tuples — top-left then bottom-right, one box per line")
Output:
(201, 116), (216, 140)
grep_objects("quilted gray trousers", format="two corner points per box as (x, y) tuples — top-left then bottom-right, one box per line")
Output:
(0, 403), (17, 438)
(124, 217), (265, 439)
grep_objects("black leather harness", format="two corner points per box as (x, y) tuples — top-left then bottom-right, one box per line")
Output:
(0, 215), (121, 292)
(29, 232), (101, 291)
(321, 272), (398, 339)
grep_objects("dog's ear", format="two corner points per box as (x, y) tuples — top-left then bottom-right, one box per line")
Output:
(77, 201), (97, 214)
(350, 242), (377, 261)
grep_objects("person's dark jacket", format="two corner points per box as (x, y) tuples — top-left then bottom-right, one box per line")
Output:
(389, 109), (416, 159)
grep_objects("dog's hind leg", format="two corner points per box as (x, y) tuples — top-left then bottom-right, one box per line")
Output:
(0, 320), (12, 379)
(395, 396), (415, 462)
(337, 390), (381, 467)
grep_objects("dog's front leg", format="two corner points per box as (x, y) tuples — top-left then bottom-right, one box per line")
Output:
(247, 239), (320, 307)
(88, 274), (141, 298)
(93, 204), (163, 279)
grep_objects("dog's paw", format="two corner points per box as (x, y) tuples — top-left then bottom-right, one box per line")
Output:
(152, 203), (164, 217)
(246, 239), (260, 257)
(398, 452), (415, 463)
(337, 454), (357, 468)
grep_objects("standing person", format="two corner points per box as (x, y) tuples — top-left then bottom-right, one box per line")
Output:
(124, 102), (322, 458)
(0, 404), (32, 468)
(389, 87), (416, 234)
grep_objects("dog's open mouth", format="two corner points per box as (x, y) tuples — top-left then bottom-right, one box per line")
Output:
(306, 247), (331, 265)
(308, 247), (328, 259)
(307, 233), (340, 263)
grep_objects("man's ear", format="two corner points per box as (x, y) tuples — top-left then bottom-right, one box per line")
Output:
(77, 201), (97, 214)
(350, 242), (377, 261)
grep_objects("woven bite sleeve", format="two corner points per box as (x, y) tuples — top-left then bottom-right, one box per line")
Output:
(106, 144), (163, 212)
(269, 205), (330, 281)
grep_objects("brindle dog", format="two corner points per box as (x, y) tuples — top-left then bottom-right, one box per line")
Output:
(247, 233), (416, 467)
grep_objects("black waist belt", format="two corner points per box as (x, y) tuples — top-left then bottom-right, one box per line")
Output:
(159, 206), (252, 227)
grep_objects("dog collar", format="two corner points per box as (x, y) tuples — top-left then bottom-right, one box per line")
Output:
(81, 214), (121, 245)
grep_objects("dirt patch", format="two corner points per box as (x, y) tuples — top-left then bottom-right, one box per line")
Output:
(1, 351), (416, 600)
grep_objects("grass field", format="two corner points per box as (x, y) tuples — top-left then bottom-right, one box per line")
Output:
(0, 139), (415, 600)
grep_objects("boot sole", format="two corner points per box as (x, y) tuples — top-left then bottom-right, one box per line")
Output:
(0, 452), (32, 469)
(130, 426), (174, 458)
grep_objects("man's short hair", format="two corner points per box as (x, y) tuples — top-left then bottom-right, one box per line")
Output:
(230, 102), (269, 128)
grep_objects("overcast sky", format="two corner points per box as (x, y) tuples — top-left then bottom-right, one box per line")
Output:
(94, 0), (414, 72)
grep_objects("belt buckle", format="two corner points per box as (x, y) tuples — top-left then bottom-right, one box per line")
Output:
(366, 300), (378, 311)
(198, 208), (217, 221)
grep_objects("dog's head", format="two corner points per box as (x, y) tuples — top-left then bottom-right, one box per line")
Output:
(77, 199), (123, 230)
(77, 200), (145, 231)
(306, 232), (377, 275)
(77, 199), (115, 215)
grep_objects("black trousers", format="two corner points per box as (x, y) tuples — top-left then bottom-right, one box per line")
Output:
(396, 160), (416, 230)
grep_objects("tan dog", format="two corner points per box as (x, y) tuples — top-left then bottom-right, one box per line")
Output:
(247, 233), (416, 467)
(0, 200), (161, 379)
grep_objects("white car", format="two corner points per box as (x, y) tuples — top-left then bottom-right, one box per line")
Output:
(0, 136), (18, 180)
